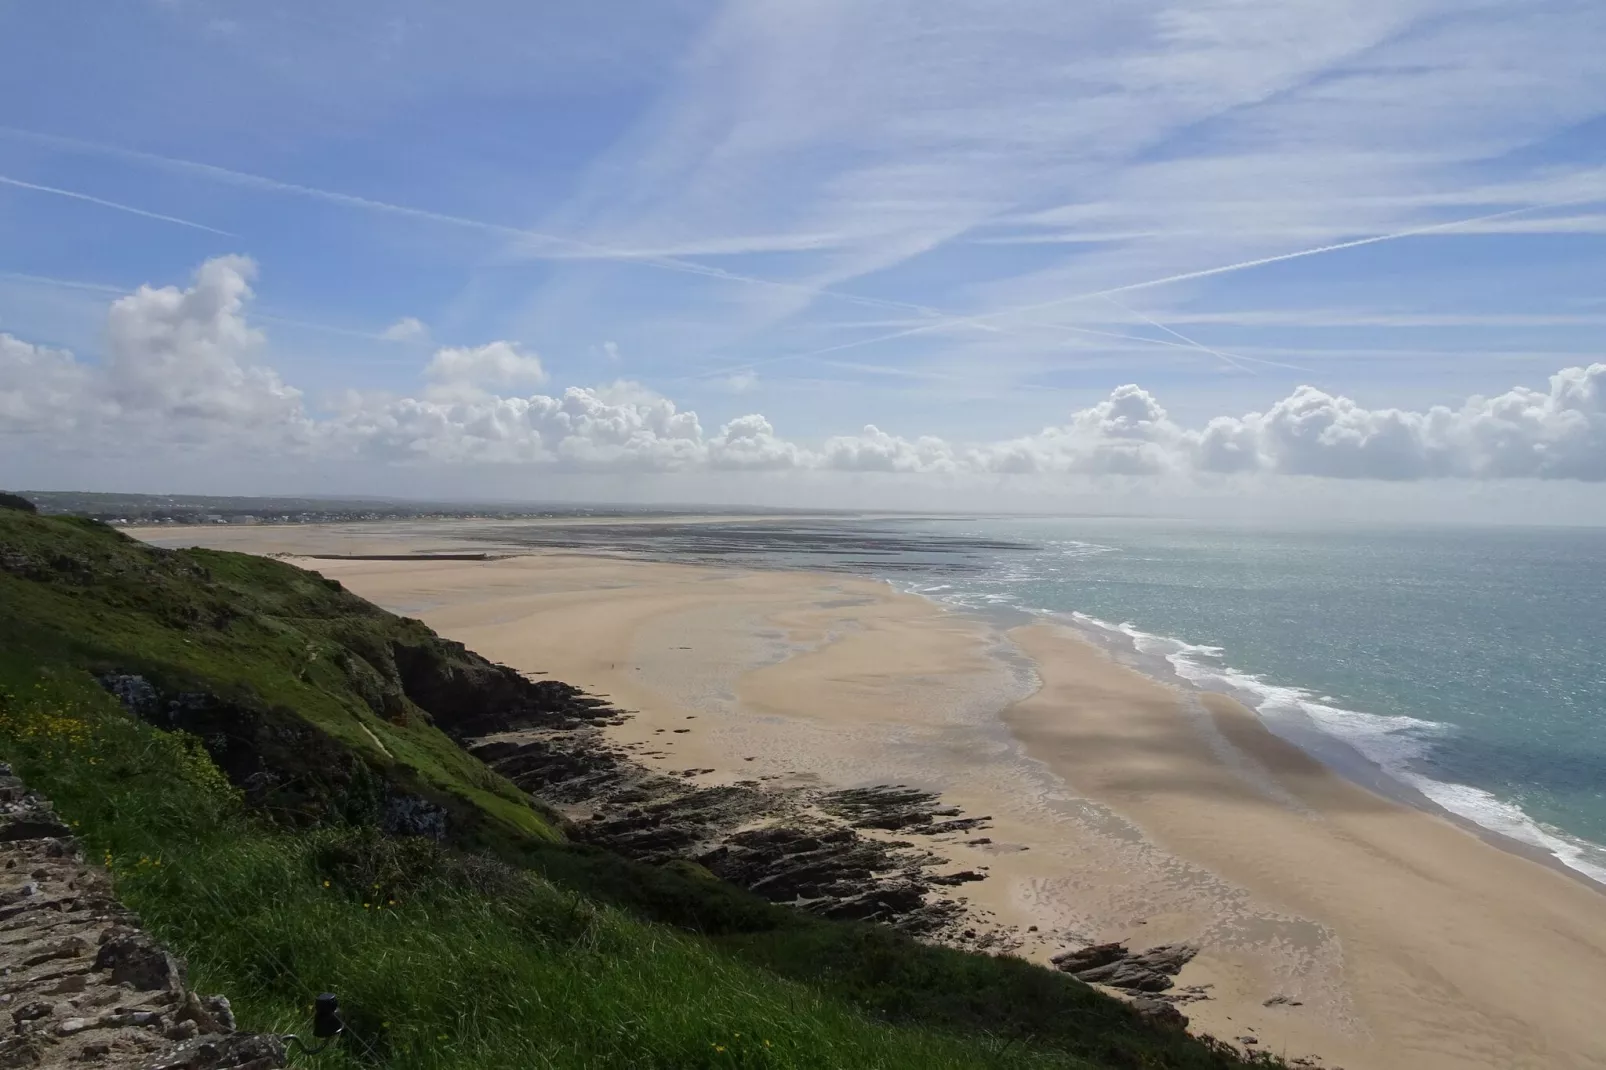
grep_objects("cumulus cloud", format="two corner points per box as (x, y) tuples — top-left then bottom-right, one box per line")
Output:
(424, 341), (547, 389)
(0, 334), (95, 433)
(1, 255), (309, 448)
(333, 383), (710, 471)
(381, 316), (429, 342)
(708, 414), (813, 470)
(102, 255), (307, 432)
(3, 257), (1605, 484)
(970, 385), (1188, 476)
(821, 425), (960, 473)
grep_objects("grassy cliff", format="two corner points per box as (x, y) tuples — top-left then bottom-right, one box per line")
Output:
(0, 504), (1276, 1069)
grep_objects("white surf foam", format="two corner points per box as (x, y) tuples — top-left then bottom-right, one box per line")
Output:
(1061, 611), (1606, 887)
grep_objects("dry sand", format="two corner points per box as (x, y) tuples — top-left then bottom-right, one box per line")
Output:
(136, 526), (1606, 1069)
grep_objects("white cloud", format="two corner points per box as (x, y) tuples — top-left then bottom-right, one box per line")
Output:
(708, 414), (812, 470)
(3, 258), (1605, 485)
(964, 368), (1606, 481)
(424, 341), (547, 389)
(970, 385), (1189, 476)
(102, 254), (307, 431)
(821, 425), (960, 474)
(0, 334), (96, 433)
(381, 316), (428, 342)
(333, 383), (707, 472)
(1204, 365), (1606, 481)
(0, 256), (311, 452)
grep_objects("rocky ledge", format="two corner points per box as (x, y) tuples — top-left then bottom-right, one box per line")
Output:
(1051, 942), (1207, 1029)
(472, 727), (993, 940)
(0, 768), (284, 1070)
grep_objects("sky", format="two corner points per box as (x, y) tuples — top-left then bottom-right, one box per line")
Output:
(3, 0), (1606, 520)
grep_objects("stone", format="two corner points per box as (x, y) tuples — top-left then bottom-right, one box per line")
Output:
(11, 1000), (51, 1023)
(98, 675), (161, 721)
(1131, 996), (1188, 1029)
(144, 1033), (288, 1070)
(1056, 941), (1199, 994)
(93, 932), (183, 992)
(381, 795), (449, 841)
(1052, 941), (1127, 972)
(24, 936), (90, 968)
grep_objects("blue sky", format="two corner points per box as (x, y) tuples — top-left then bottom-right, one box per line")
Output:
(3, 0), (1606, 516)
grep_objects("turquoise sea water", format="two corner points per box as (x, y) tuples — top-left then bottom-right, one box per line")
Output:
(892, 517), (1606, 885)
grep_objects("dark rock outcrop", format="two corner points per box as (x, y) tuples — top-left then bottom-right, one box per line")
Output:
(381, 794), (449, 841)
(390, 643), (622, 740)
(1053, 941), (1200, 994)
(97, 674), (371, 827)
(472, 729), (990, 938)
(819, 786), (990, 835)
(1131, 996), (1189, 1029)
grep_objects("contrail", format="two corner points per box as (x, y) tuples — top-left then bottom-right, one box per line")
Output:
(746, 191), (1606, 369)
(693, 313), (1309, 382)
(10, 125), (1596, 384)
(0, 175), (234, 236)
(0, 127), (958, 323)
(0, 271), (126, 295)
(1095, 293), (1313, 375)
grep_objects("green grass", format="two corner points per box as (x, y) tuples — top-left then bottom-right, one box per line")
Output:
(0, 508), (1275, 1069)
(0, 511), (558, 844)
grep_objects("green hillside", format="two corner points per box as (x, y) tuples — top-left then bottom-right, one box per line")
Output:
(0, 503), (1276, 1069)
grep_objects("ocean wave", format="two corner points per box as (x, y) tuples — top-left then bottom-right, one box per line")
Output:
(1045, 539), (1121, 558)
(1061, 611), (1606, 887)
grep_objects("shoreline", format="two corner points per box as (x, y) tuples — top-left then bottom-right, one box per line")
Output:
(1023, 605), (1606, 896)
(136, 525), (1606, 1069)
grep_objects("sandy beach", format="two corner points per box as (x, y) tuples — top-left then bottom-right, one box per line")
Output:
(138, 523), (1606, 1070)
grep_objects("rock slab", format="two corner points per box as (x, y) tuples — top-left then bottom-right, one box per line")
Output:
(1052, 941), (1200, 994)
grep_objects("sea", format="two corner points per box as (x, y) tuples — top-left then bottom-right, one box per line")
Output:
(496, 513), (1606, 886)
(891, 516), (1606, 888)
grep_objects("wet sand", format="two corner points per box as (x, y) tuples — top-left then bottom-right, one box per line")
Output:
(136, 525), (1606, 1069)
